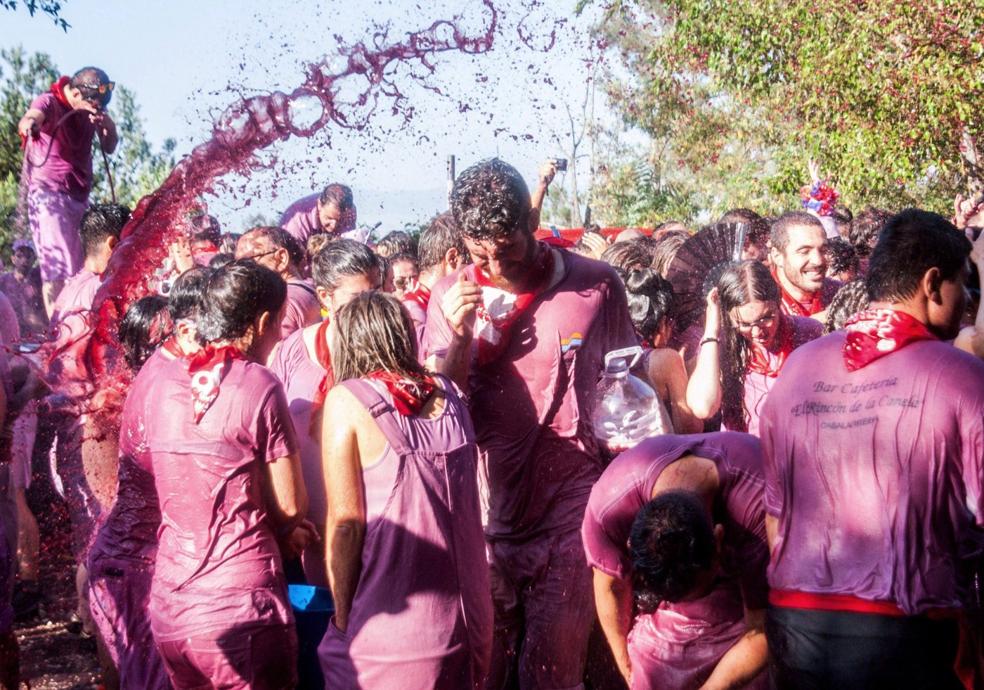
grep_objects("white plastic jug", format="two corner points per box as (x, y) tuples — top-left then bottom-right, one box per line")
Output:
(592, 346), (674, 452)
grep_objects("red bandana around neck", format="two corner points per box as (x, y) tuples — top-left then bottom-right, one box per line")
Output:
(473, 243), (555, 365)
(747, 314), (795, 378)
(308, 318), (335, 436)
(186, 344), (246, 423)
(366, 370), (437, 416)
(50, 76), (72, 108)
(773, 269), (823, 317)
(842, 308), (936, 372)
(403, 281), (431, 312)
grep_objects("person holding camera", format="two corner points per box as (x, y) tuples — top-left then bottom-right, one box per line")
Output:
(17, 67), (119, 316)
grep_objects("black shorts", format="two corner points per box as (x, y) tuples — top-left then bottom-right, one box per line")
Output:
(767, 606), (962, 690)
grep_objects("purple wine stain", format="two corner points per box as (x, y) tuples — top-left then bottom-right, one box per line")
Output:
(81, 1), (498, 395)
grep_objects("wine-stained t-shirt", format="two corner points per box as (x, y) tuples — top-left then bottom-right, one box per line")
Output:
(147, 355), (298, 637)
(280, 193), (321, 246)
(423, 249), (637, 540)
(282, 281), (321, 341)
(25, 92), (96, 200)
(760, 332), (984, 614)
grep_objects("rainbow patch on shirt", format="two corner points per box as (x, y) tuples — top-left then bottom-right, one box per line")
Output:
(561, 332), (584, 353)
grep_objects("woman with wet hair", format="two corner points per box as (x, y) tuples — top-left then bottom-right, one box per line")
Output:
(823, 279), (869, 334)
(686, 261), (822, 435)
(267, 238), (383, 587)
(620, 268), (702, 433)
(318, 291), (491, 689)
(146, 260), (310, 689)
(87, 268), (210, 690)
(117, 295), (171, 372)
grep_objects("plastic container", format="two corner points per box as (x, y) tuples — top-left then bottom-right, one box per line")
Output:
(289, 584), (334, 690)
(592, 346), (673, 452)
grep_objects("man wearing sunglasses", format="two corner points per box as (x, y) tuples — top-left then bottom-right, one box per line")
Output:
(17, 66), (119, 317)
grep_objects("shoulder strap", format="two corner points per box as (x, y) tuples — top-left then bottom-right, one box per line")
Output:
(339, 378), (412, 454)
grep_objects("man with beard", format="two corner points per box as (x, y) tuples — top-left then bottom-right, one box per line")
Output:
(769, 212), (839, 319)
(424, 158), (637, 689)
(760, 209), (984, 689)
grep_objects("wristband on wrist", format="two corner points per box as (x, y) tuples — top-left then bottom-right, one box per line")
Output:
(699, 337), (719, 347)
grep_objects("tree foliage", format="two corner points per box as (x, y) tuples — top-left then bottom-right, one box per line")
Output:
(0, 0), (69, 31)
(590, 0), (983, 219)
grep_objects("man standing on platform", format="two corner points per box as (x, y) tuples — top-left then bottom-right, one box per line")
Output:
(424, 158), (637, 689)
(279, 183), (356, 246)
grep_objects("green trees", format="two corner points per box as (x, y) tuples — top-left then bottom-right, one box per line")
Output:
(0, 46), (176, 257)
(589, 0), (982, 223)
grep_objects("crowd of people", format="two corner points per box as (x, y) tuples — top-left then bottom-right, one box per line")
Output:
(0, 65), (983, 690)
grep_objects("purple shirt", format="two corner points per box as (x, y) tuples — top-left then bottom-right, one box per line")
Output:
(402, 296), (427, 357)
(280, 193), (321, 246)
(760, 333), (984, 614)
(733, 315), (823, 436)
(0, 271), (45, 340)
(582, 433), (769, 690)
(282, 280), (321, 341)
(26, 92), (96, 200)
(147, 355), (298, 638)
(50, 268), (100, 337)
(424, 249), (637, 540)
(0, 291), (19, 348)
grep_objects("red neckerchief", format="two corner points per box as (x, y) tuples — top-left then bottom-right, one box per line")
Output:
(473, 243), (555, 365)
(773, 269), (823, 317)
(365, 370), (436, 416)
(186, 344), (246, 423)
(162, 337), (184, 359)
(50, 76), (72, 108)
(842, 308), (936, 372)
(308, 319), (334, 437)
(403, 281), (431, 312)
(747, 314), (795, 378)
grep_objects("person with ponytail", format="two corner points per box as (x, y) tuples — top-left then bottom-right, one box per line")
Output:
(620, 268), (702, 434)
(267, 239), (382, 587)
(318, 291), (491, 689)
(145, 260), (311, 689)
(686, 261), (822, 435)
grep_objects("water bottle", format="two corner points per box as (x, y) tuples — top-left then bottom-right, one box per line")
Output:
(592, 346), (674, 452)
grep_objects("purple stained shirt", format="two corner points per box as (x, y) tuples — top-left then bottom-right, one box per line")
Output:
(0, 271), (45, 341)
(280, 193), (321, 246)
(582, 432), (769, 690)
(147, 355), (298, 638)
(402, 297), (427, 358)
(760, 333), (984, 614)
(0, 291), (20, 348)
(732, 315), (823, 436)
(25, 92), (96, 201)
(424, 249), (638, 540)
(49, 268), (100, 337)
(282, 280), (321, 341)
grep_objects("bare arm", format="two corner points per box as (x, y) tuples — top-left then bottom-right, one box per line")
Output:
(266, 451), (308, 527)
(434, 272), (480, 390)
(686, 288), (724, 420)
(530, 160), (558, 227)
(17, 107), (45, 139)
(651, 348), (703, 434)
(593, 569), (634, 685)
(699, 609), (768, 690)
(322, 386), (367, 632)
(765, 514), (779, 554)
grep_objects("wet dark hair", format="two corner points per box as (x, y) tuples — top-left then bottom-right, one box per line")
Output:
(244, 226), (305, 268)
(720, 208), (770, 247)
(770, 211), (825, 253)
(218, 233), (240, 255)
(71, 66), (111, 89)
(824, 279), (869, 334)
(825, 237), (859, 277)
(450, 158), (531, 242)
(118, 295), (171, 372)
(80, 203), (130, 256)
(188, 213), (221, 244)
(331, 291), (428, 385)
(602, 240), (653, 273)
(717, 261), (780, 432)
(168, 266), (212, 322)
(652, 230), (689, 277)
(867, 209), (970, 303)
(375, 230), (417, 259)
(311, 238), (382, 291)
(197, 260), (287, 343)
(389, 252), (419, 271)
(418, 211), (467, 271)
(621, 268), (674, 342)
(208, 253), (234, 269)
(319, 183), (354, 211)
(630, 491), (715, 613)
(848, 207), (891, 257)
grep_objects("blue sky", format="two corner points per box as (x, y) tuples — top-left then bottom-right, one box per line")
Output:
(3, 0), (615, 233)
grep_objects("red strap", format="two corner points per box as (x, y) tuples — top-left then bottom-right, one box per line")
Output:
(770, 590), (906, 616)
(364, 370), (436, 416)
(309, 319), (334, 437)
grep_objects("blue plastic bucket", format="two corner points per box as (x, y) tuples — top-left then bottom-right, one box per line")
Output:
(289, 584), (334, 690)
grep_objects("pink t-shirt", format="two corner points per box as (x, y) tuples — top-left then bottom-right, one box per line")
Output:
(49, 268), (100, 337)
(402, 297), (427, 357)
(733, 315), (823, 436)
(147, 355), (298, 638)
(424, 249), (637, 540)
(582, 433), (768, 690)
(25, 92), (96, 200)
(47, 268), (101, 391)
(280, 193), (321, 246)
(282, 280), (321, 341)
(760, 333), (984, 614)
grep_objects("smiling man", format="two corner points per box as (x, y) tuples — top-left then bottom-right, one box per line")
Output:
(424, 158), (637, 689)
(279, 183), (357, 246)
(769, 212), (840, 319)
(760, 209), (984, 689)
